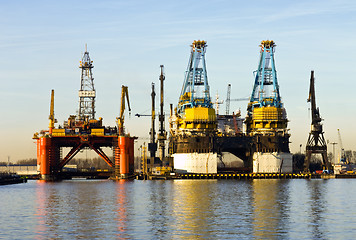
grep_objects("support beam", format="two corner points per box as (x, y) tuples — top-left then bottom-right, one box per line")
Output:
(87, 143), (114, 167)
(59, 143), (84, 169)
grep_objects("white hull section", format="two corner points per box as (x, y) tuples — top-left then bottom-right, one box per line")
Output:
(173, 152), (217, 174)
(253, 152), (293, 173)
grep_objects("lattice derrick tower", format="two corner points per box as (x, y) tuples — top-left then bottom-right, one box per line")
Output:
(78, 47), (96, 121)
(245, 40), (288, 135)
(178, 40), (212, 116)
(304, 71), (329, 172)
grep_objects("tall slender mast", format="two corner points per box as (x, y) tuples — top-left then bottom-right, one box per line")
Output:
(78, 45), (96, 121)
(148, 83), (157, 169)
(158, 65), (166, 163)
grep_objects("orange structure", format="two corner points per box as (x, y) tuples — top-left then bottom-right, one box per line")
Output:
(33, 48), (135, 180)
(34, 131), (135, 180)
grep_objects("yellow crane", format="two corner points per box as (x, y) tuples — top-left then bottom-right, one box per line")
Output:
(49, 89), (56, 134)
(117, 85), (131, 136)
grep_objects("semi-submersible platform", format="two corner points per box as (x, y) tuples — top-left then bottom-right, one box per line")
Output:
(169, 40), (292, 175)
(33, 47), (135, 180)
(34, 40), (296, 180)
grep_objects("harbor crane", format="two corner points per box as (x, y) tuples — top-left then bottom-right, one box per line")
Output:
(304, 71), (330, 172)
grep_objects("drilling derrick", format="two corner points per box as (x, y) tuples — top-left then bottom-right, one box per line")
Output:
(245, 40), (292, 173)
(170, 40), (218, 174)
(78, 46), (96, 121)
(304, 71), (330, 172)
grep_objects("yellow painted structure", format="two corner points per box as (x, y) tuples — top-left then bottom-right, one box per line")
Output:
(52, 129), (65, 137)
(251, 106), (287, 130)
(179, 107), (216, 129)
(91, 128), (105, 136)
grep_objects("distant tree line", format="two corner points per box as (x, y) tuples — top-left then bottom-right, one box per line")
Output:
(4, 157), (142, 171)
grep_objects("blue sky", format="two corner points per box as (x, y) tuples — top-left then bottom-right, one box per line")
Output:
(0, 0), (355, 161)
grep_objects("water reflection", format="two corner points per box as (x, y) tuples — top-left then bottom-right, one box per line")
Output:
(115, 180), (129, 239)
(252, 179), (291, 239)
(34, 180), (121, 239)
(147, 181), (170, 236)
(306, 180), (327, 240)
(24, 178), (352, 239)
(34, 180), (47, 239)
(170, 180), (218, 239)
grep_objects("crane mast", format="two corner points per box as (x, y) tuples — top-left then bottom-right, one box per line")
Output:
(225, 84), (231, 115)
(158, 65), (167, 163)
(148, 83), (157, 170)
(48, 89), (55, 134)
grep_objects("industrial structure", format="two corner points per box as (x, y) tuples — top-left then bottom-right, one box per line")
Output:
(304, 71), (330, 172)
(245, 40), (292, 173)
(337, 129), (347, 164)
(168, 40), (292, 174)
(157, 65), (167, 164)
(33, 48), (135, 180)
(169, 40), (218, 173)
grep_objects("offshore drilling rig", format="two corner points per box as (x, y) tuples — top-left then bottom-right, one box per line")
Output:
(245, 40), (292, 173)
(169, 40), (218, 173)
(33, 47), (135, 180)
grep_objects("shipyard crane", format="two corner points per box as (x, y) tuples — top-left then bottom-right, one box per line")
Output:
(178, 40), (213, 114)
(117, 85), (131, 136)
(245, 40), (288, 135)
(48, 89), (56, 134)
(225, 84), (249, 115)
(304, 71), (330, 172)
(337, 129), (347, 163)
(170, 40), (217, 174)
(245, 40), (292, 174)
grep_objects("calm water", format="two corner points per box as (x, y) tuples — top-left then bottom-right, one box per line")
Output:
(1, 179), (356, 239)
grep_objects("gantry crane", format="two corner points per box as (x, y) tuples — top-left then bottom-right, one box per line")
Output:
(117, 85), (131, 136)
(304, 71), (330, 172)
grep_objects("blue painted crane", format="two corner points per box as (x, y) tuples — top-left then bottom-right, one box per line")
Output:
(178, 40), (212, 116)
(250, 40), (282, 109)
